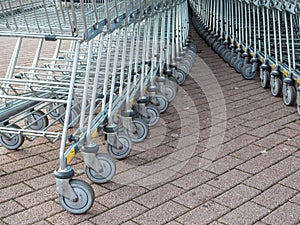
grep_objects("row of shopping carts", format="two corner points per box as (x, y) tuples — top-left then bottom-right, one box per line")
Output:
(189, 0), (300, 114)
(0, 0), (196, 214)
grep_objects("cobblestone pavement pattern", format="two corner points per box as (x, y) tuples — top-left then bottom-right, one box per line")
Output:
(0, 26), (299, 225)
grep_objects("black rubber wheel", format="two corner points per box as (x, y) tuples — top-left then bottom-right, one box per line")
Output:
(143, 104), (160, 127)
(85, 153), (116, 181)
(270, 77), (282, 97)
(242, 64), (256, 80)
(283, 84), (296, 106)
(176, 70), (186, 85)
(260, 69), (270, 89)
(228, 53), (238, 67)
(128, 118), (149, 143)
(58, 179), (94, 214)
(107, 133), (132, 159)
(216, 45), (227, 57)
(234, 58), (244, 73)
(25, 110), (49, 130)
(156, 94), (169, 113)
(0, 124), (24, 150)
(222, 49), (232, 62)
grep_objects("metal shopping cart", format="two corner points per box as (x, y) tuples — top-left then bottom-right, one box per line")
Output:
(0, 0), (194, 214)
(0, 0), (140, 214)
(190, 0), (300, 116)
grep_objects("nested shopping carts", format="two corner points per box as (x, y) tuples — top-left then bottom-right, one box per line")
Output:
(0, 0), (196, 214)
(190, 0), (300, 115)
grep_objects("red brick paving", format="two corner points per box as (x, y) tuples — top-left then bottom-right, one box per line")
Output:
(0, 24), (299, 225)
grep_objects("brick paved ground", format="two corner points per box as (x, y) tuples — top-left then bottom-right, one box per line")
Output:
(0, 25), (299, 225)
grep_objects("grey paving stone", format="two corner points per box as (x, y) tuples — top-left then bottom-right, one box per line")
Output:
(165, 221), (183, 225)
(0, 200), (24, 218)
(230, 144), (265, 161)
(174, 184), (222, 209)
(252, 184), (298, 210)
(248, 123), (279, 138)
(0, 183), (33, 203)
(3, 201), (62, 225)
(121, 221), (139, 225)
(33, 220), (52, 225)
(237, 144), (298, 174)
(255, 133), (289, 148)
(215, 134), (258, 158)
(280, 170), (300, 191)
(243, 156), (300, 190)
(276, 127), (300, 138)
(208, 169), (251, 191)
(133, 201), (189, 225)
(242, 117), (273, 129)
(219, 202), (269, 225)
(290, 193), (300, 205)
(135, 169), (182, 189)
(176, 201), (230, 225)
(206, 155), (243, 175)
(15, 185), (57, 208)
(172, 170), (216, 190)
(77, 221), (98, 225)
(95, 185), (147, 208)
(47, 203), (106, 225)
(90, 201), (147, 225)
(170, 156), (211, 175)
(134, 183), (184, 209)
(214, 184), (261, 209)
(0, 155), (13, 165)
(0, 168), (41, 189)
(261, 202), (300, 225)
(112, 168), (147, 186)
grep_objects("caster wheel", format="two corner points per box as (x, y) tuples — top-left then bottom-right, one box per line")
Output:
(228, 53), (238, 67)
(260, 69), (270, 89)
(58, 179), (94, 214)
(166, 77), (179, 92)
(168, 75), (178, 85)
(143, 104), (160, 127)
(206, 36), (213, 45)
(107, 134), (132, 159)
(283, 84), (296, 106)
(176, 70), (186, 85)
(59, 106), (80, 128)
(217, 45), (226, 57)
(178, 63), (189, 75)
(85, 153), (116, 183)
(234, 58), (244, 73)
(25, 110), (49, 130)
(270, 77), (282, 97)
(212, 41), (221, 52)
(47, 103), (63, 119)
(165, 84), (177, 102)
(182, 58), (193, 71)
(184, 54), (195, 68)
(156, 94), (169, 113)
(187, 43), (197, 52)
(222, 49), (232, 62)
(242, 64), (256, 80)
(0, 124), (24, 150)
(297, 92), (300, 115)
(128, 118), (149, 143)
